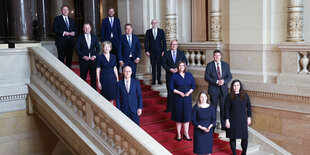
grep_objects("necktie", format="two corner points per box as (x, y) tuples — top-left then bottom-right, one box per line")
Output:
(217, 63), (222, 80)
(87, 34), (91, 49)
(153, 28), (157, 40)
(125, 80), (129, 93)
(110, 17), (113, 27)
(172, 51), (176, 63)
(65, 17), (69, 30)
(128, 35), (132, 47)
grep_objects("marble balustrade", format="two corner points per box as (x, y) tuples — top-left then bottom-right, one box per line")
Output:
(28, 46), (171, 155)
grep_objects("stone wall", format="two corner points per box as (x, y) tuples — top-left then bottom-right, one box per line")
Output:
(0, 110), (59, 154)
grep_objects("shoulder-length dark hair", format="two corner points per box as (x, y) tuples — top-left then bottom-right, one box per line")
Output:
(177, 60), (186, 73)
(196, 91), (211, 108)
(230, 79), (246, 100)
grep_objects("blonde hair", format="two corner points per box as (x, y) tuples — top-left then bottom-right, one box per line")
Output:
(102, 41), (112, 50)
(197, 91), (210, 108)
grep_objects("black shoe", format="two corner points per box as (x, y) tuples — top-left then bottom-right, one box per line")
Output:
(176, 138), (182, 141)
(164, 109), (171, 113)
(183, 135), (192, 141)
(151, 82), (156, 85)
(158, 81), (162, 85)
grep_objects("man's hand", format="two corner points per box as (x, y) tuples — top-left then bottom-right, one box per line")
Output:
(146, 52), (150, 57)
(83, 56), (90, 61)
(90, 56), (96, 61)
(69, 32), (75, 36)
(64, 31), (70, 36)
(169, 68), (177, 73)
(134, 58), (140, 63)
(218, 79), (225, 86)
(161, 51), (164, 57)
(137, 109), (142, 116)
(119, 61), (125, 67)
(98, 82), (102, 90)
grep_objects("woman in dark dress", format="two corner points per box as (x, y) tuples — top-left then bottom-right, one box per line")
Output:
(192, 92), (216, 155)
(225, 79), (252, 155)
(96, 41), (119, 104)
(169, 61), (196, 141)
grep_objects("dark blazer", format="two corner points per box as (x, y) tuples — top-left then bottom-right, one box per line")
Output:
(100, 17), (122, 42)
(162, 50), (188, 77)
(52, 15), (76, 46)
(116, 78), (143, 115)
(144, 28), (166, 53)
(75, 34), (100, 60)
(204, 61), (232, 96)
(118, 34), (141, 63)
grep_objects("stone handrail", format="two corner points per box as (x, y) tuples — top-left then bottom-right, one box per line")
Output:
(27, 47), (171, 155)
(178, 42), (221, 67)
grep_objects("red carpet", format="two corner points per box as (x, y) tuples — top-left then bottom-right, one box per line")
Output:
(72, 63), (241, 154)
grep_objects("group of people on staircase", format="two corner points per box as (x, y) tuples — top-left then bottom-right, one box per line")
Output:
(52, 5), (252, 155)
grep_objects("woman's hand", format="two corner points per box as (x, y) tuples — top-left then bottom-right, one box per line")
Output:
(225, 120), (230, 129)
(185, 91), (190, 96)
(179, 92), (185, 97)
(247, 117), (251, 125)
(98, 82), (102, 90)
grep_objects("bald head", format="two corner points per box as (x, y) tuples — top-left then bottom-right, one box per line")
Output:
(151, 19), (158, 28)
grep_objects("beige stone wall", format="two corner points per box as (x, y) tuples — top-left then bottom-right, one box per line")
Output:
(251, 106), (310, 155)
(0, 110), (59, 155)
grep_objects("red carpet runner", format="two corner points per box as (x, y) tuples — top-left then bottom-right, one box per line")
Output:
(72, 64), (241, 154)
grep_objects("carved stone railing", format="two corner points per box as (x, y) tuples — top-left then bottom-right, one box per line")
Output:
(178, 42), (221, 67)
(27, 47), (171, 155)
(277, 43), (310, 86)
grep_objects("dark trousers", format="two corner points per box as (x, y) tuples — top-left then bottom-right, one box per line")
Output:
(79, 59), (97, 90)
(150, 53), (162, 83)
(165, 74), (174, 112)
(210, 92), (226, 129)
(230, 138), (248, 155)
(57, 39), (74, 68)
(123, 109), (140, 126)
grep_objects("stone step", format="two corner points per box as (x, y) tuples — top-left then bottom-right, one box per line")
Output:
(248, 150), (274, 155)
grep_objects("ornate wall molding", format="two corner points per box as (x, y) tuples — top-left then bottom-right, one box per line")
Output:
(0, 94), (27, 102)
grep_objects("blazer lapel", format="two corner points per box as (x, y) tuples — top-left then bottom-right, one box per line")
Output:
(168, 50), (174, 64)
(128, 79), (133, 94)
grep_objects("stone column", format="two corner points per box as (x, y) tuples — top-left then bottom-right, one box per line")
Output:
(8, 0), (33, 41)
(37, 0), (51, 40)
(165, 0), (177, 42)
(84, 0), (100, 35)
(0, 0), (8, 42)
(209, 0), (222, 41)
(286, 0), (304, 42)
(209, 0), (221, 41)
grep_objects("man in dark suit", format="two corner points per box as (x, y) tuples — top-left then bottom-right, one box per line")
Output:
(116, 66), (143, 125)
(52, 5), (76, 68)
(75, 22), (100, 90)
(162, 40), (188, 113)
(205, 50), (232, 130)
(118, 24), (141, 78)
(145, 19), (167, 85)
(100, 7), (122, 73)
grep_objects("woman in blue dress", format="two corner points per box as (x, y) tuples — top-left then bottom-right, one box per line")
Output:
(96, 41), (119, 104)
(169, 61), (196, 141)
(192, 91), (216, 155)
(225, 79), (252, 155)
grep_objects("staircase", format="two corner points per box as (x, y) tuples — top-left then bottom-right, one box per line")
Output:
(136, 73), (277, 155)
(70, 62), (289, 154)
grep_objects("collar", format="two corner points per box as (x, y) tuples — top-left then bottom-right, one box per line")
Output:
(214, 61), (221, 65)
